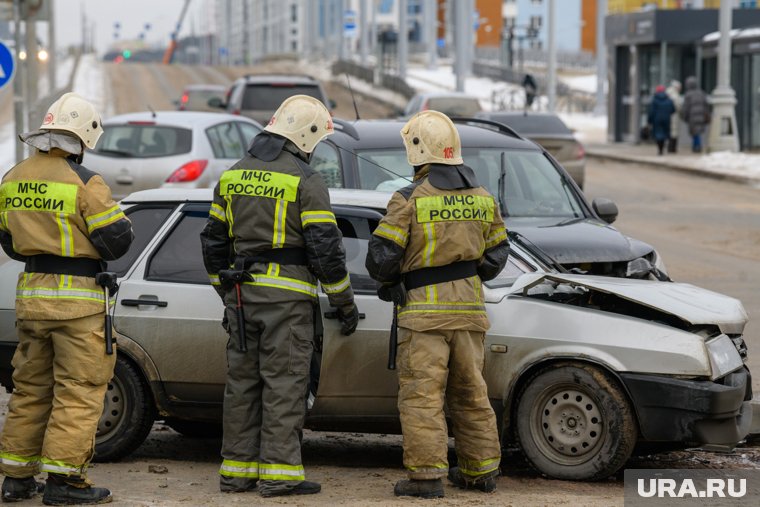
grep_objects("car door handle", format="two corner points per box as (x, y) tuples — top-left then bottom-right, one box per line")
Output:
(121, 298), (168, 307)
(323, 311), (366, 319)
(116, 175), (134, 185)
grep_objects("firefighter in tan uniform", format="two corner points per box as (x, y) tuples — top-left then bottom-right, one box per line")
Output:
(366, 111), (510, 499)
(0, 93), (133, 505)
(201, 95), (359, 498)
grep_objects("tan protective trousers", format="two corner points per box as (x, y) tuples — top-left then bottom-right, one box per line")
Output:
(397, 327), (501, 480)
(0, 314), (115, 478)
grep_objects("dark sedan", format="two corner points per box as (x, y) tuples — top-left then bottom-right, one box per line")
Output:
(307, 118), (666, 279)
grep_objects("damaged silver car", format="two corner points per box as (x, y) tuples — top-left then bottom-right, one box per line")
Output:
(0, 189), (754, 481)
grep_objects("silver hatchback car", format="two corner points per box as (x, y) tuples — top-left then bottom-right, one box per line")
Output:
(0, 189), (755, 481)
(84, 112), (262, 200)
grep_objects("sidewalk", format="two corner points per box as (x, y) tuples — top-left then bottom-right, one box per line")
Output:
(586, 142), (760, 187)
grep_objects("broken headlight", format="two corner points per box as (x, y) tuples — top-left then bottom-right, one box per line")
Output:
(706, 334), (744, 380)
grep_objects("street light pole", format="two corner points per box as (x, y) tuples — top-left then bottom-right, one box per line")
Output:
(454, 0), (467, 91)
(425, 0), (437, 70)
(13, 0), (24, 163)
(398, 0), (407, 78)
(707, 0), (739, 152)
(594, 0), (606, 116)
(547, 0), (557, 112)
(360, 0), (368, 65)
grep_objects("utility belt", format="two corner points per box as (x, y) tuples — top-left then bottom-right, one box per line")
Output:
(403, 260), (479, 291)
(24, 254), (103, 278)
(233, 248), (308, 270)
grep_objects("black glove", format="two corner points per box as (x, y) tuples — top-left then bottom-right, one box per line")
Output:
(378, 283), (406, 306)
(337, 303), (359, 336)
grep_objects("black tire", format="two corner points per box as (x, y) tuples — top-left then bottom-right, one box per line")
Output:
(93, 356), (156, 462)
(514, 362), (637, 481)
(165, 419), (222, 439)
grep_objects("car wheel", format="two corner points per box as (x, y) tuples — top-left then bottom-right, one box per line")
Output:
(514, 362), (637, 480)
(93, 356), (156, 462)
(165, 419), (222, 438)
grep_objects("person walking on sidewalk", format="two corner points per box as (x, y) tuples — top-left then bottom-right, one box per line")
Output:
(681, 76), (711, 153)
(666, 80), (683, 153)
(0, 93), (134, 505)
(366, 111), (510, 499)
(648, 85), (675, 156)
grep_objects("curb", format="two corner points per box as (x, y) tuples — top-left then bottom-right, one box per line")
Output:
(585, 149), (760, 187)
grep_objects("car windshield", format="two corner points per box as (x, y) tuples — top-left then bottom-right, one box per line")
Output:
(426, 97), (481, 116)
(355, 148), (585, 218)
(94, 125), (192, 158)
(242, 84), (323, 110)
(488, 115), (572, 136)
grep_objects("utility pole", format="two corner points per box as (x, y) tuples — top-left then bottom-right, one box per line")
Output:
(13, 0), (24, 163)
(25, 9), (38, 134)
(360, 0), (368, 64)
(425, 0), (437, 70)
(48, 0), (55, 95)
(707, 0), (739, 152)
(398, 0), (407, 78)
(454, 0), (469, 92)
(337, 0), (345, 61)
(594, 0), (606, 116)
(547, 0), (557, 112)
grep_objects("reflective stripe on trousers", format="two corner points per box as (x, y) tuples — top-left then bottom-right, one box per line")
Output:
(219, 459), (259, 478)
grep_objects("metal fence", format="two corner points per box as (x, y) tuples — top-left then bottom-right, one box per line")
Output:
(474, 46), (597, 72)
(331, 60), (416, 100)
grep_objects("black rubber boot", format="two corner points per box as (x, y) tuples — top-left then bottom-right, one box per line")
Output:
(1, 477), (45, 502)
(447, 467), (497, 493)
(42, 474), (112, 506)
(259, 480), (321, 498)
(393, 479), (444, 499)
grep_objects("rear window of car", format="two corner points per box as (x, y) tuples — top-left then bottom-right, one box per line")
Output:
(242, 84), (324, 110)
(488, 115), (572, 135)
(185, 89), (224, 110)
(426, 97), (481, 117)
(95, 125), (192, 158)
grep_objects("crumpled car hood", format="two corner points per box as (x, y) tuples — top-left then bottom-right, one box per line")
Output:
(507, 273), (748, 333)
(507, 217), (654, 264)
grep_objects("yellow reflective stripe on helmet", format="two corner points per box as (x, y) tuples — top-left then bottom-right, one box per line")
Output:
(40, 457), (85, 475)
(209, 274), (220, 286)
(57, 213), (74, 257)
(85, 205), (125, 233)
(0, 452), (40, 467)
(209, 203), (226, 223)
(258, 463), (305, 481)
(322, 275), (350, 294)
(0, 180), (78, 214)
(272, 200), (288, 248)
(423, 223), (436, 267)
(220, 170), (300, 202)
(485, 227), (507, 249)
(17, 287), (106, 303)
(243, 274), (318, 298)
(458, 457), (500, 476)
(219, 459), (259, 478)
(300, 210), (337, 227)
(374, 223), (408, 247)
(415, 194), (494, 224)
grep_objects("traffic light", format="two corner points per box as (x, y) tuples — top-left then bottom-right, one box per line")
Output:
(122, 49), (132, 59)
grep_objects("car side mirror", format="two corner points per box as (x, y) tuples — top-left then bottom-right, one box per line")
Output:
(592, 198), (618, 224)
(207, 97), (224, 109)
(328, 99), (337, 110)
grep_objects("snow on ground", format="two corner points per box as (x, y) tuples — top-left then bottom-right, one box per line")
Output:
(72, 54), (112, 118)
(692, 151), (760, 180)
(406, 64), (523, 112)
(559, 112), (607, 144)
(559, 73), (599, 95)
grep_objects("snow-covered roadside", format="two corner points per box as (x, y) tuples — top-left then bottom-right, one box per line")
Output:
(72, 54), (112, 118)
(692, 152), (760, 181)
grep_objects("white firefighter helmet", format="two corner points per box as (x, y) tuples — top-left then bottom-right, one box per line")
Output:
(263, 95), (334, 154)
(39, 93), (104, 150)
(400, 110), (464, 167)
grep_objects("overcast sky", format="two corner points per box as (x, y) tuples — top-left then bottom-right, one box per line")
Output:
(54, 0), (211, 54)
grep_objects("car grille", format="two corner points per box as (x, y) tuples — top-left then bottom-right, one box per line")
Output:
(729, 334), (748, 362)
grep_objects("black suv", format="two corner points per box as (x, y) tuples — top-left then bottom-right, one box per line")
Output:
(308, 118), (666, 279)
(210, 74), (335, 125)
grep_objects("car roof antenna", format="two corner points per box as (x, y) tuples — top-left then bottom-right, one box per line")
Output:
(345, 73), (360, 121)
(147, 105), (157, 119)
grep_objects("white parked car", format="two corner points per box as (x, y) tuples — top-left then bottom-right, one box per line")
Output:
(84, 111), (262, 200)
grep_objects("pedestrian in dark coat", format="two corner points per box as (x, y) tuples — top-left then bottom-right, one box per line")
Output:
(648, 85), (675, 155)
(680, 76), (710, 153)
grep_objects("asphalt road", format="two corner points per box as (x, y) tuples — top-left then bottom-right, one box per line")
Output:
(584, 158), (760, 391)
